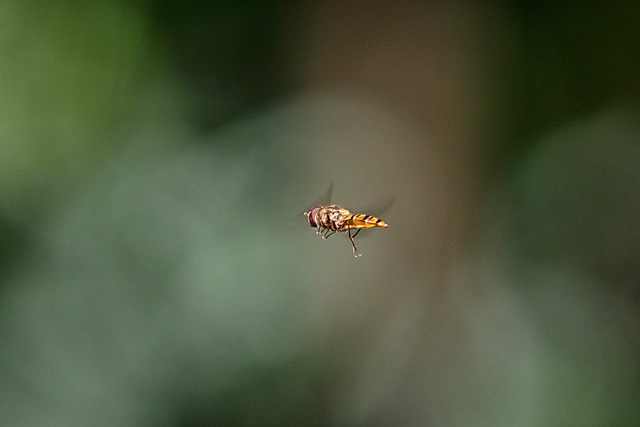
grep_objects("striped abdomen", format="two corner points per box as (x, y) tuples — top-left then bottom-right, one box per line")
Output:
(342, 213), (388, 230)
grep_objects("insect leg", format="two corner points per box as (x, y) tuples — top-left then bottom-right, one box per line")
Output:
(352, 228), (362, 238)
(322, 229), (336, 240)
(348, 228), (361, 257)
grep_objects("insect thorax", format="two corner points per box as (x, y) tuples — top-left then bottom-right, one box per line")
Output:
(317, 205), (349, 230)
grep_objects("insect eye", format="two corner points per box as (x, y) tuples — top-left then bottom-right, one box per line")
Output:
(307, 211), (317, 227)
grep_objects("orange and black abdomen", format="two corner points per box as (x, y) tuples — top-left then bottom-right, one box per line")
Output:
(343, 213), (389, 229)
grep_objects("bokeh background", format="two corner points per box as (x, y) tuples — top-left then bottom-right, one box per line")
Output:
(1, 1), (639, 426)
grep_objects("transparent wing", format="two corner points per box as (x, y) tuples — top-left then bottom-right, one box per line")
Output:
(305, 181), (333, 210)
(364, 195), (394, 218)
(345, 195), (394, 239)
(347, 195), (394, 219)
(294, 181), (334, 226)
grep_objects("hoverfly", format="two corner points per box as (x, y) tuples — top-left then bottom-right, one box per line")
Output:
(303, 184), (390, 257)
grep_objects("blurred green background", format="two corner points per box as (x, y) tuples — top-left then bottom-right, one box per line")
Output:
(1, 1), (639, 426)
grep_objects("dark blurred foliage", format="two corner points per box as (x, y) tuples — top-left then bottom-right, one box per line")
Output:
(147, 0), (291, 132)
(0, 1), (639, 426)
(500, 1), (640, 175)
